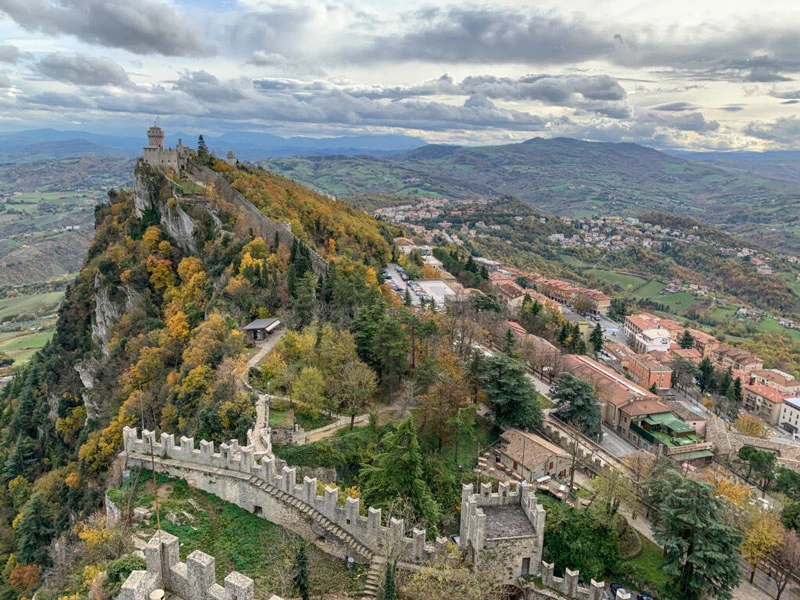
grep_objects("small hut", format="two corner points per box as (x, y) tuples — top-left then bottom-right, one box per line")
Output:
(243, 318), (281, 344)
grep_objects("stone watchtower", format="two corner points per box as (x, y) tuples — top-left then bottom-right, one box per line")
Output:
(147, 125), (165, 150)
(459, 481), (546, 582)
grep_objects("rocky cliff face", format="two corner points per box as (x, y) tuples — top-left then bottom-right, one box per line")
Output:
(133, 164), (196, 253)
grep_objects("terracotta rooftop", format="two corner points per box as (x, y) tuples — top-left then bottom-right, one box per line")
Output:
(496, 281), (525, 299)
(500, 429), (569, 470)
(744, 383), (789, 404)
(716, 346), (762, 366)
(625, 313), (661, 331)
(687, 328), (718, 345)
(620, 399), (673, 417)
(562, 354), (656, 406)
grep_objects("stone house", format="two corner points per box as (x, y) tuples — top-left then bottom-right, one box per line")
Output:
(743, 383), (788, 425)
(496, 429), (571, 482)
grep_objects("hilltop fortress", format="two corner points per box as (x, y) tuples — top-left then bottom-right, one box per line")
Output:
(142, 125), (191, 174)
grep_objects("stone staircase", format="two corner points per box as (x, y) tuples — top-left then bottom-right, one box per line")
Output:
(247, 475), (375, 562)
(361, 555), (386, 600)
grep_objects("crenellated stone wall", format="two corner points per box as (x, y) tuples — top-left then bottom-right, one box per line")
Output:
(539, 562), (610, 600)
(459, 481), (546, 583)
(120, 427), (448, 564)
(187, 165), (328, 276)
(118, 531), (267, 600)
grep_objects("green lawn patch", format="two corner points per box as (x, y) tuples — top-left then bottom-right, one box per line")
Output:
(586, 269), (648, 290)
(758, 317), (800, 343)
(537, 392), (554, 409)
(438, 420), (499, 471)
(117, 471), (366, 597)
(632, 279), (667, 298)
(295, 411), (335, 430)
(624, 534), (668, 589)
(0, 330), (54, 365)
(0, 290), (64, 319)
(268, 409), (292, 427)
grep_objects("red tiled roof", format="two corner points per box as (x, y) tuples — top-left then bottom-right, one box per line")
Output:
(620, 400), (672, 417)
(744, 383), (789, 405)
(500, 429), (569, 470)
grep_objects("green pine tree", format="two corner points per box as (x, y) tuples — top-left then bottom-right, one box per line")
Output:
(502, 328), (517, 356)
(403, 287), (413, 307)
(360, 417), (441, 525)
(696, 357), (717, 393)
(16, 493), (55, 566)
(551, 372), (602, 440)
(293, 539), (310, 600)
(649, 475), (743, 600)
(590, 323), (604, 355)
(679, 329), (695, 350)
(480, 353), (542, 429)
(197, 135), (210, 165)
(382, 561), (397, 600)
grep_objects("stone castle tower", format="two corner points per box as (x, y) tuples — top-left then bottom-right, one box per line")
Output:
(142, 125), (189, 174)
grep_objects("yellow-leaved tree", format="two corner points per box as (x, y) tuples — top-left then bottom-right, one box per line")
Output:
(741, 511), (783, 583)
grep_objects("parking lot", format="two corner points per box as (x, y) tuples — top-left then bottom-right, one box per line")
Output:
(382, 263), (420, 305)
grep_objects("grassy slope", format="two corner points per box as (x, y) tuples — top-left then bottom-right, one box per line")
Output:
(116, 472), (366, 597)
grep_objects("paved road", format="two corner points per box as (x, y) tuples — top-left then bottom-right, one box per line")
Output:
(247, 328), (287, 369)
(599, 424), (638, 457)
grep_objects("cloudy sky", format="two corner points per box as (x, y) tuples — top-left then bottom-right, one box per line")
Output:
(1, 0), (800, 149)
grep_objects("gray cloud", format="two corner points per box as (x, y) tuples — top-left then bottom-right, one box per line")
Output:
(745, 116), (800, 144)
(719, 105), (744, 112)
(25, 90), (95, 108)
(0, 0), (210, 56)
(770, 89), (800, 100)
(343, 8), (800, 84)
(0, 44), (21, 63)
(174, 70), (247, 103)
(0, 75), (10, 88)
(782, 100), (799, 105)
(651, 101), (696, 112)
(35, 52), (130, 87)
(644, 111), (719, 132)
(350, 7), (616, 65)
(264, 73), (632, 118)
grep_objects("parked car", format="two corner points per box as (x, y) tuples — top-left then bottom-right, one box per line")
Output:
(636, 595), (653, 600)
(610, 583), (628, 598)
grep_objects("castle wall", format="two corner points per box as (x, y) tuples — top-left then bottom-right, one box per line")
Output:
(121, 428), (447, 564)
(188, 165), (328, 276)
(119, 531), (260, 600)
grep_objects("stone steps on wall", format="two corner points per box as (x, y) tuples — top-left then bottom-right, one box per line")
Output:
(360, 556), (386, 600)
(246, 474), (375, 562)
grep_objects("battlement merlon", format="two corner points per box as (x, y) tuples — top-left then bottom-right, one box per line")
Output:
(120, 532), (259, 600)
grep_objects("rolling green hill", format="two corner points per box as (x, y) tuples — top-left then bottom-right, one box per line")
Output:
(262, 137), (800, 253)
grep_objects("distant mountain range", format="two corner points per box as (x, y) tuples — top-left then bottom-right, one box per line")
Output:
(0, 128), (426, 163)
(261, 137), (800, 254)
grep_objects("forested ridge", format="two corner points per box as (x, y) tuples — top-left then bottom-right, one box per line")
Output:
(0, 156), (412, 597)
